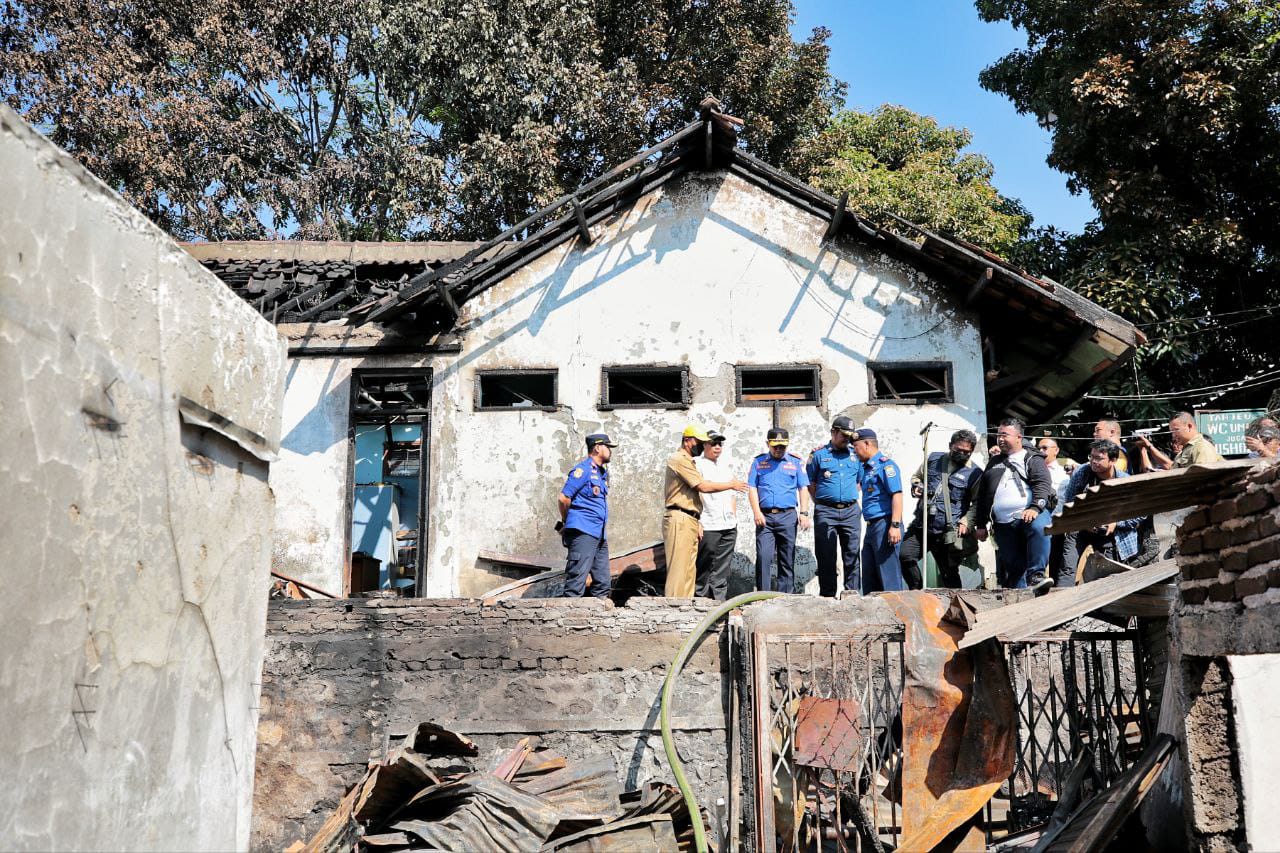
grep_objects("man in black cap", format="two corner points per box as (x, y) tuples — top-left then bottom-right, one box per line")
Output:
(557, 433), (617, 597)
(851, 428), (906, 592)
(747, 427), (811, 593)
(806, 416), (862, 597)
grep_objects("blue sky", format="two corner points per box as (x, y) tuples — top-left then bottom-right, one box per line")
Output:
(791, 0), (1097, 234)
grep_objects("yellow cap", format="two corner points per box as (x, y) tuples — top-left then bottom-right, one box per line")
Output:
(682, 423), (711, 441)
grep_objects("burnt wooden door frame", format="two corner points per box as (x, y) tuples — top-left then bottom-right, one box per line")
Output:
(343, 366), (432, 597)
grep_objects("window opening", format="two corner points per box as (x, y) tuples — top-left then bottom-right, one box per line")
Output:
(601, 366), (688, 409)
(349, 370), (430, 597)
(736, 365), (820, 405)
(476, 370), (557, 410)
(869, 362), (953, 403)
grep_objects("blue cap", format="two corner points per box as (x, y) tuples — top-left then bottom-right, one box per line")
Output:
(586, 433), (617, 450)
(854, 428), (877, 441)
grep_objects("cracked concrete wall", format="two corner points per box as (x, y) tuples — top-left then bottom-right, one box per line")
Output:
(274, 170), (987, 597)
(0, 106), (286, 851)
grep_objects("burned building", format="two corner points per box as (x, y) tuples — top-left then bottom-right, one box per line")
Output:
(188, 103), (1143, 599)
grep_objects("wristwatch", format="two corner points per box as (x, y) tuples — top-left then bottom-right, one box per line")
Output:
(890, 521), (901, 529)
(800, 511), (810, 516)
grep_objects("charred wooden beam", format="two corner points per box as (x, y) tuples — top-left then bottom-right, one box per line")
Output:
(823, 191), (848, 241)
(572, 199), (594, 244)
(295, 283), (357, 321)
(965, 266), (994, 307)
(434, 278), (460, 320)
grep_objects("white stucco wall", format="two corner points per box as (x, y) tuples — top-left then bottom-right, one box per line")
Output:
(274, 171), (986, 596)
(1229, 654), (1280, 850)
(0, 106), (286, 850)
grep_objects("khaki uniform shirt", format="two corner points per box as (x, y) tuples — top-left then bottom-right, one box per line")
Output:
(1174, 434), (1223, 468)
(664, 449), (704, 513)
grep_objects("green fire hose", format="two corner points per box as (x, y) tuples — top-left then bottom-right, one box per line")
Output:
(659, 590), (785, 853)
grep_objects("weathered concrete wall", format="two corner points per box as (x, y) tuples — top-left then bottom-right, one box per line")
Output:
(1228, 654), (1280, 851)
(252, 597), (733, 851)
(274, 170), (988, 596)
(0, 106), (286, 850)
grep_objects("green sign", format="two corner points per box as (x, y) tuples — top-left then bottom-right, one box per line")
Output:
(1196, 409), (1267, 457)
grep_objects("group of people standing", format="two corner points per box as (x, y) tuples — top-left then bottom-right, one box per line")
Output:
(555, 409), (1231, 599)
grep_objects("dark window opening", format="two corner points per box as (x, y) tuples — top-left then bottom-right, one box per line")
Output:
(601, 366), (689, 409)
(476, 370), (558, 411)
(736, 365), (820, 405)
(353, 372), (432, 418)
(869, 362), (953, 403)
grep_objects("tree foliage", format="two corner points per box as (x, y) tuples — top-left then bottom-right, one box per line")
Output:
(1, 0), (842, 240)
(786, 104), (1030, 254)
(978, 0), (1280, 406)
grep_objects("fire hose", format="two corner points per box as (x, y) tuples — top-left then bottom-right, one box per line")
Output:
(659, 590), (785, 853)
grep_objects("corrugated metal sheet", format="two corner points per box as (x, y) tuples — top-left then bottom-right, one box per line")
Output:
(957, 560), (1180, 649)
(1047, 458), (1261, 535)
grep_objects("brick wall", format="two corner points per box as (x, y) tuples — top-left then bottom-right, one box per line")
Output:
(1176, 460), (1280, 656)
(251, 597), (732, 851)
(1171, 459), (1279, 851)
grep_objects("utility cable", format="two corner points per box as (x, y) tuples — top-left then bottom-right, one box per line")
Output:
(1133, 303), (1280, 328)
(1084, 367), (1280, 400)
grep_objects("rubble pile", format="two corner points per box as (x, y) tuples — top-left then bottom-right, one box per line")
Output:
(288, 722), (708, 853)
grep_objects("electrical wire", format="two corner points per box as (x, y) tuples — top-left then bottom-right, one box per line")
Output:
(1133, 303), (1280, 328)
(1084, 368), (1280, 400)
(1143, 312), (1277, 343)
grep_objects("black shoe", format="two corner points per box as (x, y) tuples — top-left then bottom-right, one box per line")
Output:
(1028, 573), (1052, 596)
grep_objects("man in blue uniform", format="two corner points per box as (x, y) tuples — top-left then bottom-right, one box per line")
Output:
(747, 427), (811, 593)
(852, 429), (906, 592)
(806, 415), (862, 597)
(557, 433), (616, 598)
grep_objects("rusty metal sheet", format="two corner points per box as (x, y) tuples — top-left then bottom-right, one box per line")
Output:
(882, 591), (1017, 853)
(543, 814), (679, 852)
(515, 753), (625, 822)
(406, 721), (479, 757)
(792, 695), (863, 772)
(391, 773), (561, 851)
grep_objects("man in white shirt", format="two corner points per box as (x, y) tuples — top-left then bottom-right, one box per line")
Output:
(1037, 437), (1074, 587)
(695, 431), (738, 600)
(975, 419), (1055, 593)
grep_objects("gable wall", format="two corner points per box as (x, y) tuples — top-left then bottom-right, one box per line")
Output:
(274, 172), (989, 596)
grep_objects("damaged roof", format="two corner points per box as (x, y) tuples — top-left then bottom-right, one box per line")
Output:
(1048, 459), (1264, 535)
(186, 99), (1144, 423)
(181, 240), (485, 323)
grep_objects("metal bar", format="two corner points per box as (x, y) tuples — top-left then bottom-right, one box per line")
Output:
(752, 632), (776, 853)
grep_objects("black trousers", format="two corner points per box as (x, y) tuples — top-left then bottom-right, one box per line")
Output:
(695, 528), (736, 600)
(899, 526), (966, 589)
(813, 503), (861, 597)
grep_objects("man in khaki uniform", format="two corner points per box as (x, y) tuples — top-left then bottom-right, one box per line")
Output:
(664, 424), (747, 597)
(1139, 411), (1224, 469)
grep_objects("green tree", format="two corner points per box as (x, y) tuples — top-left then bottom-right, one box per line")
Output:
(978, 0), (1280, 405)
(1, 0), (842, 241)
(786, 104), (1030, 254)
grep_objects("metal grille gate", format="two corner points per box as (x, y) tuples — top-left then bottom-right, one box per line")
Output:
(738, 628), (1148, 851)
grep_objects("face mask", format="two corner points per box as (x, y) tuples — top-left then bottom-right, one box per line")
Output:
(692, 440), (704, 457)
(950, 450), (971, 465)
